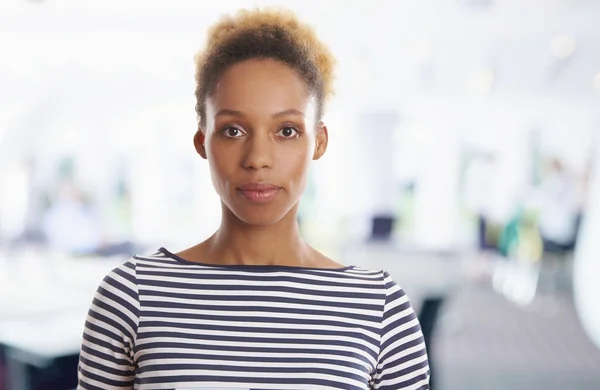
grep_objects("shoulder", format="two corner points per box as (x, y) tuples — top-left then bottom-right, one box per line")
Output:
(91, 247), (187, 319)
(380, 270), (406, 297)
(95, 257), (139, 309)
(95, 249), (174, 304)
(344, 267), (403, 290)
(377, 270), (415, 312)
(350, 269), (417, 321)
(123, 247), (193, 277)
(339, 267), (413, 307)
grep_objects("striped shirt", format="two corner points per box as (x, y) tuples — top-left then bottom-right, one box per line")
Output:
(78, 248), (430, 390)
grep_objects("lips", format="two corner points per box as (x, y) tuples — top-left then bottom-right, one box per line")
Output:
(237, 182), (282, 203)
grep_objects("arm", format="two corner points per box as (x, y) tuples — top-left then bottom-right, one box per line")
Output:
(372, 272), (430, 389)
(78, 259), (139, 389)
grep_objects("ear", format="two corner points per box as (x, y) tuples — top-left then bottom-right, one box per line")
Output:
(313, 122), (328, 160)
(193, 129), (207, 159)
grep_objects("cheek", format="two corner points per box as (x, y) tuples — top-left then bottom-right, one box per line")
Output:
(206, 143), (235, 184)
(277, 142), (313, 183)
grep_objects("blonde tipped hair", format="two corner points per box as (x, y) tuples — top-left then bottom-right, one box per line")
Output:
(194, 8), (336, 127)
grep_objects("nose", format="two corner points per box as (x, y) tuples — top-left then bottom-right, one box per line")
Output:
(242, 133), (274, 170)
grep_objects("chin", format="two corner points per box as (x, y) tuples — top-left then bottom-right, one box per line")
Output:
(232, 208), (290, 227)
(220, 196), (293, 227)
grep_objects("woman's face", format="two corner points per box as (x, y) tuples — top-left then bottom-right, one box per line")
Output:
(196, 59), (328, 226)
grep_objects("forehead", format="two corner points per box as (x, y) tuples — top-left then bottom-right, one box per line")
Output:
(208, 59), (315, 115)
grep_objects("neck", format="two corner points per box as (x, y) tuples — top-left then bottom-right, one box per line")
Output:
(206, 203), (310, 267)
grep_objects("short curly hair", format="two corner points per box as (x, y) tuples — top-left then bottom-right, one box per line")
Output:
(194, 8), (335, 129)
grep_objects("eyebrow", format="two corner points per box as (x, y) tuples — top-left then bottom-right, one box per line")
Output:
(214, 108), (305, 119)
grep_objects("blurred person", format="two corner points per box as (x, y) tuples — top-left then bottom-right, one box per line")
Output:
(77, 8), (430, 390)
(41, 180), (135, 257)
(537, 157), (582, 253)
(517, 157), (583, 299)
(41, 180), (103, 254)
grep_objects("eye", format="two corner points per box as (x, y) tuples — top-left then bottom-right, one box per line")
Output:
(276, 126), (300, 139)
(222, 126), (246, 138)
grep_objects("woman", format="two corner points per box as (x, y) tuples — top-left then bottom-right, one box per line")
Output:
(78, 8), (430, 390)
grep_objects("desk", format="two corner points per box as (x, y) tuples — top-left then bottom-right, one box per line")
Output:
(0, 310), (87, 390)
(339, 241), (462, 299)
(0, 251), (123, 390)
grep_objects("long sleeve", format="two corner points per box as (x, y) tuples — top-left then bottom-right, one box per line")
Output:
(78, 258), (140, 389)
(372, 272), (430, 389)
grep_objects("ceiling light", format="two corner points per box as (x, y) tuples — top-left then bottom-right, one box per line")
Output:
(551, 35), (576, 59)
(413, 38), (434, 63)
(468, 67), (494, 95)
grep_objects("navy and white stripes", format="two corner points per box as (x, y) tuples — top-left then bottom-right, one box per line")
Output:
(78, 248), (429, 389)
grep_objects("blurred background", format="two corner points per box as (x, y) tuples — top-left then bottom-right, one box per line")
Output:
(1, 0), (600, 389)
